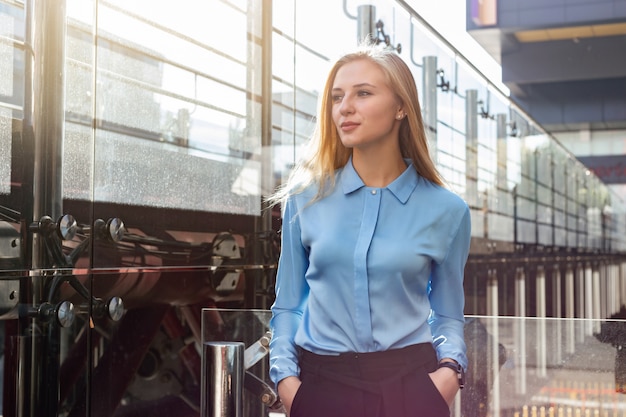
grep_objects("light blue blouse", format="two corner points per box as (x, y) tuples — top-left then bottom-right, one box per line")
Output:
(269, 158), (471, 385)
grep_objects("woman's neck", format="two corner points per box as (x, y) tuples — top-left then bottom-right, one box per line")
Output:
(352, 149), (407, 188)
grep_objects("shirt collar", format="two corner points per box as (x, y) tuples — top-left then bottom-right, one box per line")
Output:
(340, 157), (419, 204)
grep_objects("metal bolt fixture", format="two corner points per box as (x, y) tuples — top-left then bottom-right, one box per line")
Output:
(106, 218), (125, 242)
(57, 214), (78, 241)
(30, 214), (78, 241)
(107, 296), (124, 321)
(56, 300), (75, 328)
(29, 301), (75, 327)
(93, 218), (125, 242)
(259, 331), (271, 347)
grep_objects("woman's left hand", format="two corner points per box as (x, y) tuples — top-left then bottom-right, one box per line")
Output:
(428, 367), (460, 406)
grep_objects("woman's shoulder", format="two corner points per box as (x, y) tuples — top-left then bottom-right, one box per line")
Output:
(419, 179), (468, 210)
(282, 180), (326, 214)
(288, 169), (342, 202)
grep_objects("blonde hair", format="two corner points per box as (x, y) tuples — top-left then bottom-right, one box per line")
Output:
(268, 45), (443, 207)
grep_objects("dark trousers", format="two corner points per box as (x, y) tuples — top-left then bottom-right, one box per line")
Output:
(290, 343), (450, 417)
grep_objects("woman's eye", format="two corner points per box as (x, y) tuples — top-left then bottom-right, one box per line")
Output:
(357, 90), (371, 97)
(332, 95), (343, 102)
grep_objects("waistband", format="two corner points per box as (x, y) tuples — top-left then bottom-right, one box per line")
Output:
(298, 343), (437, 400)
(299, 343), (437, 375)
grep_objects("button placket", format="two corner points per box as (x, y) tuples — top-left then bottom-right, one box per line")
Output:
(353, 188), (381, 348)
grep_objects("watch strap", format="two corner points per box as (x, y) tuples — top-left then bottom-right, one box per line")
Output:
(438, 361), (465, 389)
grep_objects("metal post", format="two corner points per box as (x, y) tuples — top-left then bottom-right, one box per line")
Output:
(202, 341), (245, 417)
(610, 263), (617, 316)
(618, 262), (626, 307)
(465, 90), (478, 145)
(25, 0), (67, 262)
(613, 263), (620, 315)
(552, 265), (562, 364)
(247, 0), (273, 311)
(422, 56), (438, 161)
(514, 267), (526, 395)
(496, 114), (508, 190)
(21, 1), (67, 416)
(576, 264), (586, 343)
(466, 90), (478, 212)
(487, 269), (498, 316)
(357, 5), (376, 44)
(486, 269), (500, 417)
(565, 265), (575, 354)
(584, 262), (594, 336)
(535, 266), (547, 377)
(592, 264), (601, 333)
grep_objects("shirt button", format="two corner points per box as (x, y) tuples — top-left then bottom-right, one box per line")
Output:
(371, 190), (377, 195)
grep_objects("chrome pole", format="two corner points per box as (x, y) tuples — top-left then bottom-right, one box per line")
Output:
(465, 89), (478, 211)
(535, 265), (547, 378)
(202, 341), (245, 417)
(565, 264), (576, 354)
(422, 56), (438, 161)
(21, 1), (67, 416)
(357, 5), (376, 44)
(514, 267), (526, 395)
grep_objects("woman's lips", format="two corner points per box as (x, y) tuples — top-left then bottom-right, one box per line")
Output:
(341, 122), (359, 132)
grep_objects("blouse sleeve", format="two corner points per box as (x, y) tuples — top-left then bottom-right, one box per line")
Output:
(269, 195), (310, 385)
(428, 205), (471, 371)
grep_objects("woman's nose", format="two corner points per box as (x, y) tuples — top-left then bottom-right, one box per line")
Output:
(339, 96), (354, 114)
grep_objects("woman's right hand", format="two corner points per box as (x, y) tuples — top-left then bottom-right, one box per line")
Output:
(277, 376), (302, 416)
(428, 367), (460, 407)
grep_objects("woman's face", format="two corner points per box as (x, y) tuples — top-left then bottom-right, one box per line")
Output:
(331, 59), (402, 152)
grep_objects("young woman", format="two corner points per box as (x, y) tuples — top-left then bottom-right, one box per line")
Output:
(268, 45), (471, 417)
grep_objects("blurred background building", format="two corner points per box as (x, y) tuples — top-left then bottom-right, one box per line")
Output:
(466, 0), (626, 200)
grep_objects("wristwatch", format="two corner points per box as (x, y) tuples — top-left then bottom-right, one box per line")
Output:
(438, 361), (465, 389)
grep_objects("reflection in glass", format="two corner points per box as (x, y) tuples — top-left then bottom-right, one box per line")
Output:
(198, 311), (626, 417)
(65, 0), (264, 214)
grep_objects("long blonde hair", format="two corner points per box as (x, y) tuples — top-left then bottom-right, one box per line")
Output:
(268, 45), (443, 206)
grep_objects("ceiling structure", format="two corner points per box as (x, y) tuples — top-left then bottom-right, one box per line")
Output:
(466, 0), (626, 133)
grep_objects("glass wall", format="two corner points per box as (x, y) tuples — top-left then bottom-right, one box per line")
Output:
(205, 309), (626, 417)
(64, 0), (264, 215)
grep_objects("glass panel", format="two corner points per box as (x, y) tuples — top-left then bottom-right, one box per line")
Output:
(554, 209), (566, 228)
(80, 0), (262, 218)
(554, 225), (566, 246)
(497, 188), (514, 216)
(537, 185), (552, 207)
(518, 196), (537, 221)
(488, 212), (514, 241)
(0, 1), (21, 197)
(554, 192), (566, 212)
(517, 219), (536, 244)
(536, 143), (552, 188)
(190, 311), (626, 417)
(538, 223), (553, 245)
(471, 207), (485, 238)
(202, 308), (274, 416)
(466, 316), (626, 417)
(507, 136), (522, 193)
(467, 177), (479, 208)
